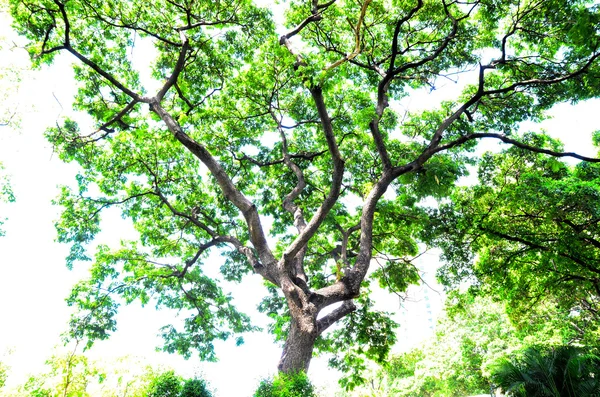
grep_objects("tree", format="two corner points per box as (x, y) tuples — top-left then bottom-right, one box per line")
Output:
(147, 371), (183, 397)
(8, 0), (600, 382)
(180, 379), (212, 397)
(16, 352), (97, 397)
(1, 352), (212, 397)
(342, 293), (546, 397)
(490, 345), (600, 397)
(426, 141), (600, 345)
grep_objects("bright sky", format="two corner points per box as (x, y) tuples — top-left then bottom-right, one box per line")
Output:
(1, 3), (599, 397)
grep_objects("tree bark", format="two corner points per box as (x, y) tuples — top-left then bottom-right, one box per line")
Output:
(277, 315), (318, 373)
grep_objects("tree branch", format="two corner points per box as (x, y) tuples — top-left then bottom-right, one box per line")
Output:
(325, 0), (372, 70)
(149, 100), (278, 283)
(281, 86), (345, 268)
(433, 132), (600, 162)
(316, 300), (356, 334)
(156, 32), (190, 101)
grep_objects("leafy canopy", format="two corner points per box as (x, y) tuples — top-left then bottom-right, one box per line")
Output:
(426, 138), (600, 345)
(8, 0), (600, 382)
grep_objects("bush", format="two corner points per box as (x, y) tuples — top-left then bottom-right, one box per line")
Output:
(490, 345), (600, 397)
(147, 370), (183, 397)
(181, 378), (212, 397)
(147, 371), (213, 397)
(254, 372), (318, 397)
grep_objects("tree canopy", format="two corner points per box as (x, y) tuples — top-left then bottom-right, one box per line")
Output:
(427, 140), (600, 344)
(8, 0), (600, 385)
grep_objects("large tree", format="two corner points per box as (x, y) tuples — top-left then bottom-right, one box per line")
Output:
(9, 0), (600, 380)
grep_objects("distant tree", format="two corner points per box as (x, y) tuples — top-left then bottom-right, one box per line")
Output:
(491, 345), (600, 397)
(339, 292), (577, 397)
(9, 0), (600, 385)
(16, 352), (96, 397)
(425, 142), (600, 344)
(1, 352), (212, 397)
(348, 294), (523, 397)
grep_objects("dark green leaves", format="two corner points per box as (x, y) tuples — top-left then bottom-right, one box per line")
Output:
(426, 140), (600, 344)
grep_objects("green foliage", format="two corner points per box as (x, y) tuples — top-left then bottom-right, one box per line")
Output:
(17, 353), (97, 397)
(368, 294), (518, 397)
(147, 371), (183, 397)
(425, 141), (600, 345)
(9, 0), (600, 385)
(0, 360), (8, 389)
(254, 372), (317, 397)
(0, 162), (15, 237)
(180, 378), (212, 397)
(317, 292), (398, 390)
(1, 352), (212, 397)
(491, 345), (600, 397)
(343, 292), (577, 397)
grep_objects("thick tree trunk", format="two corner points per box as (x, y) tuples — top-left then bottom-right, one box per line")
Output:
(277, 315), (318, 373)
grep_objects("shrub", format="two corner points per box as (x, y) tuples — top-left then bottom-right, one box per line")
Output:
(254, 372), (318, 397)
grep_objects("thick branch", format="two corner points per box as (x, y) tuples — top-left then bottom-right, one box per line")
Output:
(316, 300), (356, 334)
(387, 0), (424, 78)
(433, 133), (600, 163)
(282, 86), (345, 267)
(149, 100), (278, 283)
(88, 99), (138, 139)
(157, 33), (190, 100)
(272, 112), (308, 234)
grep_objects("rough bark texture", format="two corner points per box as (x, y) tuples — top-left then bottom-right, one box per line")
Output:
(278, 316), (318, 373)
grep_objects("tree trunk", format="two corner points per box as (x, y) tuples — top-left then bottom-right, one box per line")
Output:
(277, 315), (318, 373)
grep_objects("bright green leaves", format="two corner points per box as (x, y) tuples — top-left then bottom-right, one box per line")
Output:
(67, 242), (257, 358)
(317, 293), (398, 390)
(372, 259), (420, 294)
(425, 140), (600, 345)
(375, 294), (528, 397)
(54, 185), (103, 267)
(253, 372), (317, 397)
(285, 0), (478, 94)
(258, 283), (290, 343)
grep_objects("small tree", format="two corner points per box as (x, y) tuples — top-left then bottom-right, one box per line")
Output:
(147, 371), (183, 397)
(180, 378), (212, 397)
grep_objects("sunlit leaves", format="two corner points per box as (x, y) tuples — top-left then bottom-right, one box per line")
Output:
(10, 0), (600, 381)
(425, 140), (600, 344)
(317, 292), (398, 390)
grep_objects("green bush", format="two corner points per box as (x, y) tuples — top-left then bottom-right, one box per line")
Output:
(147, 371), (213, 397)
(254, 372), (317, 397)
(147, 371), (183, 397)
(491, 345), (600, 397)
(181, 378), (212, 397)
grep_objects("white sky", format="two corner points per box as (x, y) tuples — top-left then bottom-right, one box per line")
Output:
(1, 4), (599, 397)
